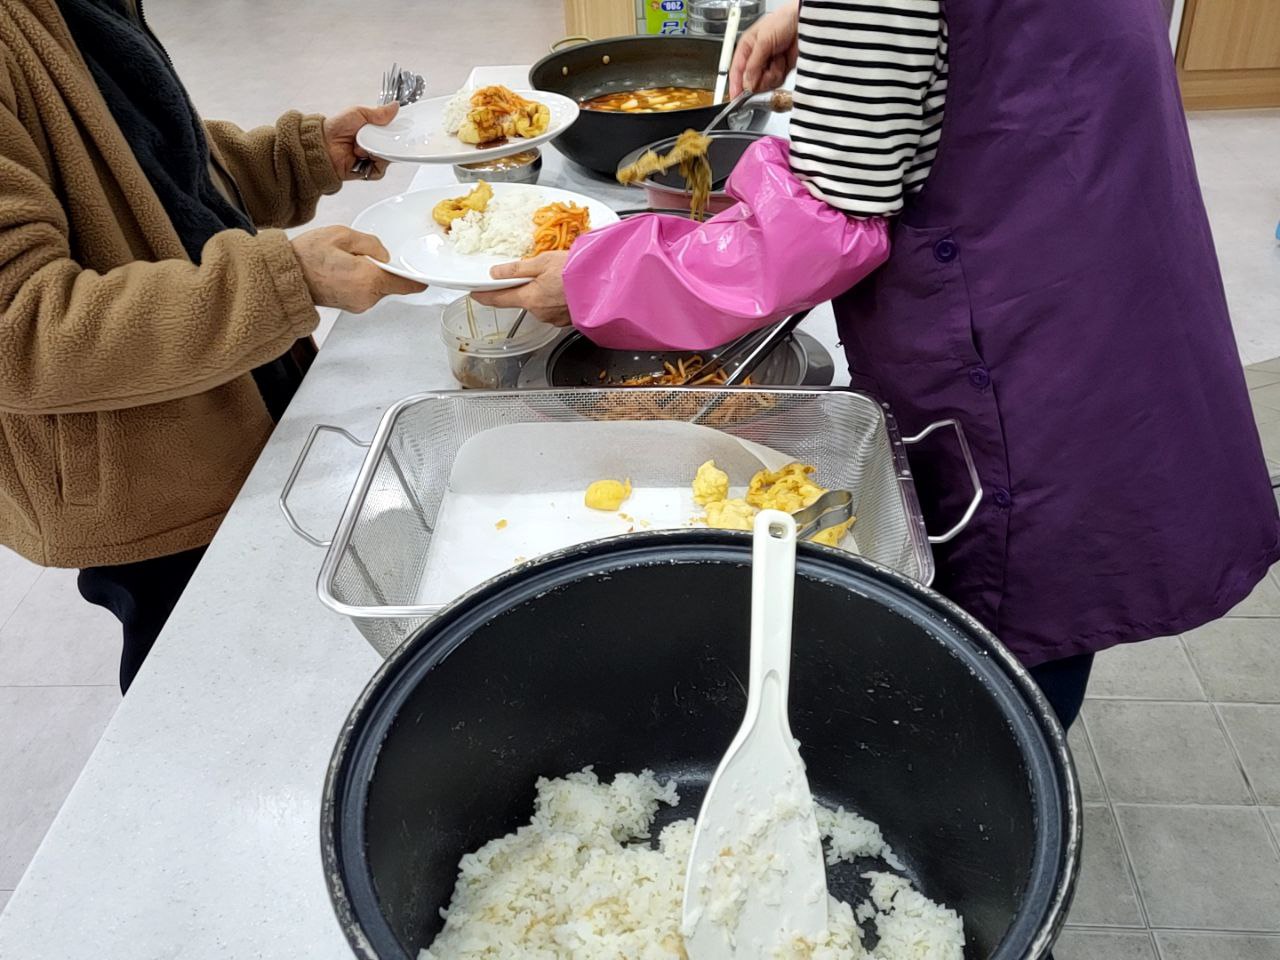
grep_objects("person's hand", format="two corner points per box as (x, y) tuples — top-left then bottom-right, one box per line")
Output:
(323, 104), (398, 181)
(730, 0), (800, 97)
(471, 252), (573, 327)
(291, 226), (425, 313)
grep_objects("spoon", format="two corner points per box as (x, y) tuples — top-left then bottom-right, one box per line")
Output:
(682, 510), (828, 958)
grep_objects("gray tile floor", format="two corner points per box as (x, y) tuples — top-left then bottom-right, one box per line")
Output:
(0, 3), (1279, 951)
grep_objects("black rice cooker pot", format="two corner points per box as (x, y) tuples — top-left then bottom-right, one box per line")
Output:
(323, 531), (1080, 959)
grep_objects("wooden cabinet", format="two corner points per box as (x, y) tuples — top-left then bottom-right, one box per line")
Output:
(1177, 0), (1280, 108)
(564, 0), (636, 39)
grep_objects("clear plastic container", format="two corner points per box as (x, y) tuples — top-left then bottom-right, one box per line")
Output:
(440, 296), (559, 389)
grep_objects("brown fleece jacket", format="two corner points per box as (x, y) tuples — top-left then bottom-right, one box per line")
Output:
(0, 0), (342, 567)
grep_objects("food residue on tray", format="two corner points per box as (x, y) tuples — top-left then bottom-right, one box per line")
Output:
(443, 85), (550, 146)
(584, 478), (632, 511)
(419, 768), (964, 960)
(494, 519), (508, 531)
(695, 460), (855, 547)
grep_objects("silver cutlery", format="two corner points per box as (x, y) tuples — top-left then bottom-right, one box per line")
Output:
(354, 63), (424, 180)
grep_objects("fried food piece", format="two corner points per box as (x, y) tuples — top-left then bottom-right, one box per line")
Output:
(704, 498), (756, 531)
(432, 181), (493, 230)
(747, 463), (856, 546)
(457, 107), (512, 146)
(694, 461), (856, 546)
(458, 87), (550, 144)
(514, 100), (550, 138)
(585, 478), (632, 511)
(746, 463), (825, 513)
(692, 460), (730, 506)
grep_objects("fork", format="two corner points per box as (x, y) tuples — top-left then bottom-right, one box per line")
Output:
(353, 62), (409, 180)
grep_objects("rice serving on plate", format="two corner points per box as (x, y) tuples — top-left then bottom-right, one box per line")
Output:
(442, 87), (471, 136)
(420, 768), (965, 960)
(449, 191), (545, 257)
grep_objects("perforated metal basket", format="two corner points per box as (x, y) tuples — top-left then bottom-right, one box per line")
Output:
(281, 388), (979, 657)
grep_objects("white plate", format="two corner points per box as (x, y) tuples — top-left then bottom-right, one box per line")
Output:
(351, 183), (619, 292)
(356, 89), (579, 164)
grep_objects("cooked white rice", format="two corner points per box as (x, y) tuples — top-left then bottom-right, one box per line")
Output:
(420, 768), (965, 960)
(442, 87), (472, 135)
(448, 191), (543, 258)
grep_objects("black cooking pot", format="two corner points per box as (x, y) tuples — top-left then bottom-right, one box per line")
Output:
(529, 35), (767, 175)
(323, 532), (1080, 960)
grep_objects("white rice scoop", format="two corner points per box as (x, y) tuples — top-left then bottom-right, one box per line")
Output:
(682, 510), (829, 958)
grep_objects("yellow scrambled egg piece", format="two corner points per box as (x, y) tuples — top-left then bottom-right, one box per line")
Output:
(584, 478), (632, 511)
(692, 460), (730, 506)
(704, 498), (757, 531)
(810, 518), (855, 548)
(746, 463), (825, 513)
(694, 461), (856, 546)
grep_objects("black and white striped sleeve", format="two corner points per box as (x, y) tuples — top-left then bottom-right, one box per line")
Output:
(788, 0), (948, 218)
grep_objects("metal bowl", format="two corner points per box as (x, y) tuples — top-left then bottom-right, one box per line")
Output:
(452, 149), (542, 185)
(518, 328), (835, 389)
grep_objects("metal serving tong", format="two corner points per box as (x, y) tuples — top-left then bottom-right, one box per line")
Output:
(677, 309), (811, 386)
(793, 489), (856, 542)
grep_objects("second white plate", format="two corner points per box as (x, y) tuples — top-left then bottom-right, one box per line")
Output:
(351, 183), (619, 292)
(356, 90), (579, 164)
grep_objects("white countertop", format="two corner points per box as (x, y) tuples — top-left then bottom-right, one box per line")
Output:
(0, 66), (843, 959)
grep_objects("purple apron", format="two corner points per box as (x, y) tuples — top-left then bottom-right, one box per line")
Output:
(838, 0), (1280, 665)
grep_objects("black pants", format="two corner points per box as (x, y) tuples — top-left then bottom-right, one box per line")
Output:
(76, 341), (313, 694)
(78, 546), (207, 694)
(1028, 652), (1094, 728)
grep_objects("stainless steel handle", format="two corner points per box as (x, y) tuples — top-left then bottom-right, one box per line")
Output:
(704, 88), (755, 136)
(279, 424), (370, 548)
(742, 89), (793, 114)
(902, 418), (983, 544)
